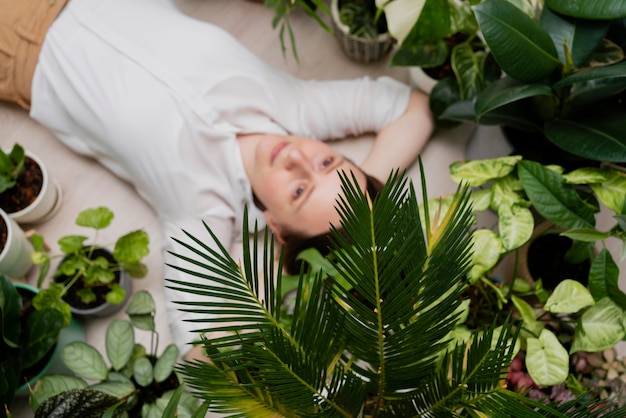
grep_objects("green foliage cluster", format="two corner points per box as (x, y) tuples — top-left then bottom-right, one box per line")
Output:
(30, 291), (201, 418)
(0, 143), (25, 194)
(31, 206), (150, 307)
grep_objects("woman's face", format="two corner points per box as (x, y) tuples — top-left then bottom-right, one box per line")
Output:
(246, 135), (366, 240)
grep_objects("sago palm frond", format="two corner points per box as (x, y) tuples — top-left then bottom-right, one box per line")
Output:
(167, 166), (626, 417)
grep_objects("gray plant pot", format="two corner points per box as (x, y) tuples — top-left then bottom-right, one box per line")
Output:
(330, 0), (393, 63)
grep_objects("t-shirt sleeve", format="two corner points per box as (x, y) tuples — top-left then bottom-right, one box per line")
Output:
(272, 75), (412, 141)
(161, 215), (235, 357)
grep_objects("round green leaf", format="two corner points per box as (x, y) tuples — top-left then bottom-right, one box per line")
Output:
(114, 230), (149, 265)
(105, 283), (126, 305)
(468, 188), (492, 212)
(75, 207), (114, 230)
(106, 319), (135, 371)
(154, 344), (179, 383)
(571, 297), (626, 352)
(498, 205), (534, 251)
(125, 290), (156, 315)
(526, 329), (569, 386)
(63, 341), (109, 381)
(468, 229), (503, 281)
(133, 357), (154, 387)
(544, 279), (594, 313)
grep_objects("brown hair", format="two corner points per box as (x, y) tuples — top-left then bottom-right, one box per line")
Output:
(281, 173), (384, 274)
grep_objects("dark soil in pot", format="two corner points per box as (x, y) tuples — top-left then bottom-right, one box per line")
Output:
(56, 248), (121, 311)
(526, 233), (591, 291)
(0, 215), (7, 254)
(0, 156), (43, 214)
(127, 356), (180, 416)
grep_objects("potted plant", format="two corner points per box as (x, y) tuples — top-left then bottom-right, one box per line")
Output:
(330, 0), (393, 63)
(30, 291), (200, 418)
(442, 155), (626, 399)
(163, 166), (625, 415)
(0, 143), (61, 225)
(0, 275), (83, 418)
(31, 206), (150, 317)
(438, 0), (626, 165)
(0, 208), (33, 278)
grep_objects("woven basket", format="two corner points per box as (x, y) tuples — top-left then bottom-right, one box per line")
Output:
(330, 0), (393, 63)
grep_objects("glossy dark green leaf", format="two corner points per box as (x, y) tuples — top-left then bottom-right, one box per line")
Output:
(541, 7), (608, 67)
(518, 160), (596, 229)
(0, 275), (21, 347)
(23, 308), (64, 369)
(472, 0), (560, 82)
(34, 388), (122, 418)
(475, 77), (555, 119)
(546, 0), (626, 20)
(588, 249), (626, 309)
(544, 106), (626, 162)
(390, 40), (449, 67)
(556, 61), (626, 88)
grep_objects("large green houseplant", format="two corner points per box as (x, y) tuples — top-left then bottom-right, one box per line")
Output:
(444, 155), (626, 401)
(165, 167), (624, 416)
(437, 0), (626, 164)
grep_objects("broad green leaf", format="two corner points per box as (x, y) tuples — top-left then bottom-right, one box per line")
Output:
(474, 77), (554, 119)
(23, 308), (64, 369)
(449, 155), (521, 186)
(556, 61), (626, 89)
(472, 0), (560, 83)
(33, 388), (120, 418)
(590, 171), (626, 213)
(491, 175), (526, 212)
(588, 248), (626, 309)
(468, 229), (503, 281)
(89, 381), (136, 399)
(451, 42), (484, 100)
(498, 205), (534, 251)
(544, 106), (626, 163)
(560, 228), (609, 242)
(29, 375), (88, 412)
(114, 230), (149, 265)
(154, 344), (179, 383)
(128, 314), (155, 332)
(390, 40), (449, 68)
(133, 357), (154, 387)
(76, 207), (114, 230)
(546, 0), (626, 20)
(571, 297), (626, 353)
(106, 319), (135, 371)
(33, 283), (72, 327)
(518, 160), (596, 229)
(63, 341), (109, 381)
(562, 167), (611, 184)
(511, 295), (541, 336)
(105, 284), (126, 305)
(468, 188), (492, 212)
(525, 329), (569, 386)
(58, 235), (88, 255)
(125, 290), (156, 315)
(0, 275), (22, 347)
(544, 279), (594, 313)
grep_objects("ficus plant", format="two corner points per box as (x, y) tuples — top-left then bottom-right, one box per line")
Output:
(446, 155), (626, 387)
(30, 290), (202, 418)
(163, 165), (625, 416)
(31, 206), (150, 308)
(0, 143), (25, 194)
(437, 0), (626, 163)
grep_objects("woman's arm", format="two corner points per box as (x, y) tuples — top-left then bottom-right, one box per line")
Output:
(360, 89), (434, 183)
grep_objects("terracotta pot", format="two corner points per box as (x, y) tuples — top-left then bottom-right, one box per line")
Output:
(330, 0), (393, 63)
(0, 209), (33, 278)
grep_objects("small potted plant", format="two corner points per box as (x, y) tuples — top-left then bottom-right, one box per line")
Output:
(0, 208), (33, 278)
(0, 274), (84, 418)
(30, 291), (199, 417)
(31, 206), (150, 317)
(0, 143), (61, 225)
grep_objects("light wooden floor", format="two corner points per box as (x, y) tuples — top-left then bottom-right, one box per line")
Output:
(2, 1), (621, 416)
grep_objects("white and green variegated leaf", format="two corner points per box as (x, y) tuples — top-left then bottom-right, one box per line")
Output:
(449, 156), (522, 187)
(511, 295), (542, 337)
(571, 297), (626, 353)
(468, 188), (492, 212)
(154, 344), (179, 383)
(63, 342), (109, 381)
(498, 204), (534, 251)
(525, 329), (569, 386)
(468, 229), (503, 282)
(490, 175), (526, 213)
(125, 290), (156, 315)
(590, 171), (626, 214)
(106, 319), (135, 371)
(563, 168), (612, 185)
(133, 357), (154, 387)
(544, 279), (594, 313)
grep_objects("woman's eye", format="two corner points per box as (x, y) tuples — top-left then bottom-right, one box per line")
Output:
(293, 185), (305, 200)
(321, 157), (334, 168)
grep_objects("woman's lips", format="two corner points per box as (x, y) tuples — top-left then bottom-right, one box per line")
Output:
(270, 142), (288, 165)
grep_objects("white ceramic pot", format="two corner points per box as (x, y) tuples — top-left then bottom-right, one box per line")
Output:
(0, 209), (33, 278)
(330, 0), (393, 63)
(7, 151), (62, 225)
(408, 66), (439, 94)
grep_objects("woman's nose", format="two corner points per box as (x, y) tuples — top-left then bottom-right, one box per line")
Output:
(285, 148), (312, 173)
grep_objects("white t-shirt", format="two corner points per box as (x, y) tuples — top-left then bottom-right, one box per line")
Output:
(30, 0), (411, 354)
